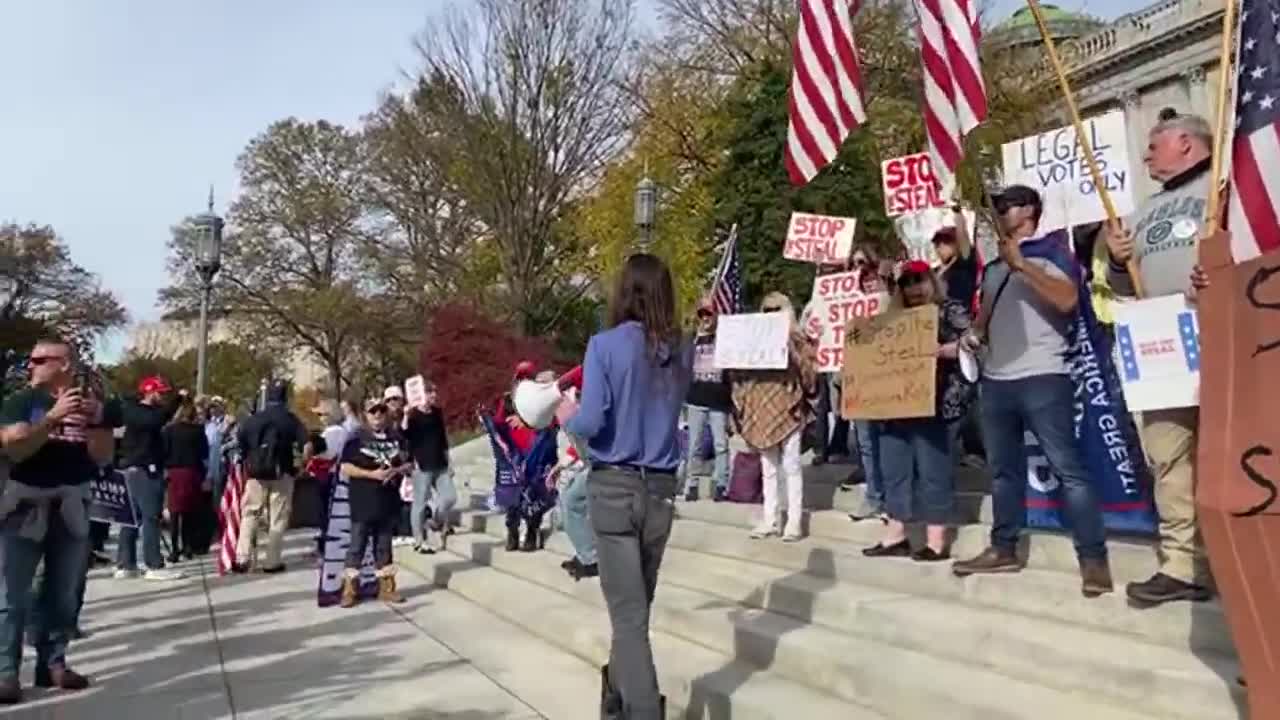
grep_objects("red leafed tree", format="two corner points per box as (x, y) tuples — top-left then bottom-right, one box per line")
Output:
(418, 303), (560, 431)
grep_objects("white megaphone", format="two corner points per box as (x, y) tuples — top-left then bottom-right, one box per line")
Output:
(513, 379), (563, 430)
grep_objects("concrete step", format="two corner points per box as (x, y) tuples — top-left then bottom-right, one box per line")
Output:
(463, 509), (1242, 720)
(447, 518), (1226, 720)
(398, 535), (884, 720)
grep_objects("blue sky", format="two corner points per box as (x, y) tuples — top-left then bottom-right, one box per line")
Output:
(0, 0), (1153, 360)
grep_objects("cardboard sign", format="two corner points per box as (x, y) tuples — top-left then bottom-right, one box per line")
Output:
(882, 152), (947, 217)
(714, 312), (790, 370)
(405, 374), (428, 409)
(805, 271), (890, 373)
(841, 304), (938, 419)
(1113, 295), (1200, 411)
(90, 469), (137, 528)
(1001, 110), (1134, 232)
(784, 212), (857, 264)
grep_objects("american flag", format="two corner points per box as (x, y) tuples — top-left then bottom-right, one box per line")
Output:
(1227, 0), (1280, 260)
(914, 0), (987, 196)
(217, 458), (246, 575)
(785, 0), (868, 186)
(711, 225), (743, 315)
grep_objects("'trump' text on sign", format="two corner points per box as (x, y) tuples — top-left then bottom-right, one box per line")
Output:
(881, 152), (948, 217)
(784, 212), (857, 264)
(842, 304), (939, 419)
(1001, 110), (1134, 232)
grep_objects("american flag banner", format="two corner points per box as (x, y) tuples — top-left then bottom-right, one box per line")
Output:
(914, 0), (987, 196)
(217, 459), (246, 575)
(785, 0), (868, 186)
(711, 225), (743, 315)
(1226, 0), (1280, 261)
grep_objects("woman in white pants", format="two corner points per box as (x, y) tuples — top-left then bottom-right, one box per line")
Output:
(731, 292), (818, 541)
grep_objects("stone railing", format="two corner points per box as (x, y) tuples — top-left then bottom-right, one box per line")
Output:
(1060, 0), (1224, 72)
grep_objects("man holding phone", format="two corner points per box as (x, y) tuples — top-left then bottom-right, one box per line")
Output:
(0, 338), (103, 703)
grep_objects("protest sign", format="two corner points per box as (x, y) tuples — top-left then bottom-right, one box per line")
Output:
(881, 152), (947, 217)
(405, 374), (428, 409)
(714, 312), (791, 370)
(841, 305), (938, 419)
(90, 469), (137, 527)
(1001, 110), (1134, 232)
(1113, 295), (1200, 411)
(317, 469), (378, 607)
(893, 208), (979, 266)
(806, 271), (889, 372)
(783, 212), (857, 264)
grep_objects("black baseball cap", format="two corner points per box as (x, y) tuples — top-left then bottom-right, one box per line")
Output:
(990, 185), (1043, 218)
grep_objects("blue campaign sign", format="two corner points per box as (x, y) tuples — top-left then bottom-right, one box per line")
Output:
(90, 469), (138, 528)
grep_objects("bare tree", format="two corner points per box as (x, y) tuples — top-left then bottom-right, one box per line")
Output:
(410, 0), (638, 333)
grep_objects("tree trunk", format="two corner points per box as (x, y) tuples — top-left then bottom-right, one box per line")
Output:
(328, 358), (344, 401)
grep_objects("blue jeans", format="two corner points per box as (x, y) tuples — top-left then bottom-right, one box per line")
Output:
(981, 375), (1107, 560)
(853, 420), (884, 513)
(0, 500), (89, 677)
(116, 466), (165, 570)
(878, 419), (954, 524)
(410, 468), (457, 542)
(683, 406), (729, 492)
(559, 465), (596, 564)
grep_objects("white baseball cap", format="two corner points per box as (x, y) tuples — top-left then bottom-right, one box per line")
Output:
(383, 385), (405, 401)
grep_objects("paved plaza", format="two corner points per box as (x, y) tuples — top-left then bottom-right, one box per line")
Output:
(0, 534), (599, 720)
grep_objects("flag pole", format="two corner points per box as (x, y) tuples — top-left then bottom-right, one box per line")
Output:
(1205, 0), (1239, 231)
(1023, 0), (1145, 298)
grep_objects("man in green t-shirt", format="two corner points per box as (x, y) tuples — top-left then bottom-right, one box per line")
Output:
(0, 338), (103, 703)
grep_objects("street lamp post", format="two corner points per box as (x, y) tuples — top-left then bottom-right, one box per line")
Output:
(192, 189), (224, 398)
(633, 174), (657, 251)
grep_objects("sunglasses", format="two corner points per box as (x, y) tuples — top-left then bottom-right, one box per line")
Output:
(762, 305), (783, 312)
(28, 356), (66, 366)
(367, 405), (388, 415)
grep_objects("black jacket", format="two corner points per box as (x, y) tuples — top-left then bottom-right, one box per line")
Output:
(119, 397), (179, 469)
(236, 402), (308, 478)
(163, 422), (209, 473)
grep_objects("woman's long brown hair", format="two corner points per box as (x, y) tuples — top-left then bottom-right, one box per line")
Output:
(607, 253), (679, 361)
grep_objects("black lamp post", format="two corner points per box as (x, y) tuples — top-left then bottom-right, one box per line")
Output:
(633, 174), (657, 251)
(192, 188), (224, 397)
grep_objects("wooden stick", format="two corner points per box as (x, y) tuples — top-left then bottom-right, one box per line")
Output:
(1205, 0), (1239, 231)
(1024, 0), (1145, 298)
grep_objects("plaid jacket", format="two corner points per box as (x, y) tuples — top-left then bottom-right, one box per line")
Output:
(730, 331), (818, 451)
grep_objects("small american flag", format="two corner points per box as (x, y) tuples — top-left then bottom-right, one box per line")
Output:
(217, 459), (246, 575)
(1227, 0), (1280, 260)
(914, 0), (987, 196)
(784, 0), (867, 186)
(711, 226), (743, 315)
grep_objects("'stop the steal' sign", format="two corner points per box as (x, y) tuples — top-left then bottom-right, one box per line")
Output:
(1001, 110), (1134, 232)
(714, 312), (791, 370)
(804, 271), (889, 373)
(784, 212), (857, 264)
(882, 152), (947, 217)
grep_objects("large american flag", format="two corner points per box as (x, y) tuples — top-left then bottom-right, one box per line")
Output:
(711, 225), (743, 315)
(914, 0), (987, 195)
(1227, 0), (1280, 261)
(217, 458), (246, 575)
(785, 0), (867, 186)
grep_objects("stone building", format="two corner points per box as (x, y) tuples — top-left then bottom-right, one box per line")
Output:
(127, 318), (329, 391)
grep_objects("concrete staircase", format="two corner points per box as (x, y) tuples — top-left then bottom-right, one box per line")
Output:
(398, 438), (1244, 719)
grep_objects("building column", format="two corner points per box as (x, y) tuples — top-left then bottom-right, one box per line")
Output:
(1184, 66), (1209, 117)
(1121, 90), (1151, 200)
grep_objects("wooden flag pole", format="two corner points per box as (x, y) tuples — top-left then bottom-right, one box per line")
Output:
(1205, 0), (1239, 231)
(1024, 0), (1146, 298)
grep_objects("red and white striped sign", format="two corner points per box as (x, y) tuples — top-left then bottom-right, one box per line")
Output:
(217, 461), (246, 575)
(785, 0), (867, 186)
(914, 0), (986, 196)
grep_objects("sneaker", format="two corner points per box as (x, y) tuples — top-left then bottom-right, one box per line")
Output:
(749, 525), (779, 540)
(392, 537), (415, 548)
(143, 567), (186, 582)
(113, 568), (139, 580)
(952, 547), (1021, 577)
(782, 531), (803, 543)
(1080, 558), (1114, 598)
(572, 562), (600, 580)
(414, 543), (436, 555)
(684, 487), (699, 502)
(1125, 572), (1211, 606)
(712, 486), (728, 503)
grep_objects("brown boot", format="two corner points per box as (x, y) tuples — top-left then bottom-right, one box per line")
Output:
(1080, 557), (1114, 598)
(0, 676), (21, 704)
(34, 664), (89, 691)
(952, 546), (1021, 577)
(377, 575), (404, 604)
(339, 575), (359, 608)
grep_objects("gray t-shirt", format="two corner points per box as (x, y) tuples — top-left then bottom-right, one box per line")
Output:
(1108, 166), (1210, 298)
(980, 258), (1075, 380)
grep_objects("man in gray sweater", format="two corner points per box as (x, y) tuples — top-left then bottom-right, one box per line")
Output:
(1104, 109), (1213, 607)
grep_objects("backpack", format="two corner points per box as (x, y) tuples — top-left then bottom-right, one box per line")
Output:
(727, 452), (763, 504)
(246, 423), (280, 480)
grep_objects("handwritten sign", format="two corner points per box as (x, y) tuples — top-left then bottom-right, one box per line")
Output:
(784, 212), (857, 264)
(714, 312), (790, 370)
(841, 305), (939, 419)
(1113, 295), (1200, 411)
(405, 374), (428, 409)
(882, 152), (947, 217)
(893, 208), (979, 266)
(805, 271), (889, 373)
(1001, 110), (1134, 232)
(90, 469), (137, 527)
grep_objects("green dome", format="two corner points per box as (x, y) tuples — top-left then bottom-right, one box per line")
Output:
(1000, 5), (1081, 29)
(986, 4), (1104, 51)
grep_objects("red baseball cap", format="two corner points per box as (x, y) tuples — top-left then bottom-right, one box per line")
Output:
(514, 361), (537, 380)
(138, 376), (172, 395)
